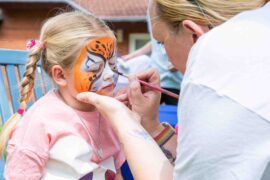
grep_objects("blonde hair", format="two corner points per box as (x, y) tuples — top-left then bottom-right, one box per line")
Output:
(155, 0), (269, 30)
(0, 11), (115, 155)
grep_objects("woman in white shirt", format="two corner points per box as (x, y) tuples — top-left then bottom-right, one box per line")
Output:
(77, 0), (270, 179)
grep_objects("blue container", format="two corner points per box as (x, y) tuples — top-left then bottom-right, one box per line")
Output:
(158, 105), (178, 127)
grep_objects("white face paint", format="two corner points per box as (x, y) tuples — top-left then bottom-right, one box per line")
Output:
(82, 52), (119, 94)
(90, 60), (118, 92)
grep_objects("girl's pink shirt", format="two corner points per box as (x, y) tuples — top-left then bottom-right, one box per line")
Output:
(4, 90), (125, 179)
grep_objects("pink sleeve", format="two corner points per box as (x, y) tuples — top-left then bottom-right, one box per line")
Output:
(4, 113), (50, 179)
(114, 148), (126, 170)
(4, 145), (48, 180)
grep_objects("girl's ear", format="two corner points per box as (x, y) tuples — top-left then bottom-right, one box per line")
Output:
(51, 65), (68, 87)
(181, 20), (209, 43)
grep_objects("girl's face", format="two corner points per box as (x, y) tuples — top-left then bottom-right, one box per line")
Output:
(73, 36), (118, 96)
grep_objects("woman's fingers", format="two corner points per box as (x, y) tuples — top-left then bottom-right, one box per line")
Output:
(135, 69), (160, 86)
(128, 76), (146, 106)
(115, 93), (130, 107)
(114, 87), (127, 97)
(114, 88), (131, 108)
(126, 70), (161, 132)
(115, 93), (127, 101)
(77, 92), (130, 111)
(76, 92), (98, 105)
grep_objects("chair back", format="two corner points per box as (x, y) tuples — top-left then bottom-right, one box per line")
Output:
(0, 49), (53, 179)
(0, 49), (53, 123)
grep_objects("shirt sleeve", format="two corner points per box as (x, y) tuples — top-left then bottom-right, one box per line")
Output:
(4, 113), (50, 179)
(4, 145), (48, 180)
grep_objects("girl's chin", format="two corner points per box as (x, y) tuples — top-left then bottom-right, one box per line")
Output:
(96, 85), (114, 96)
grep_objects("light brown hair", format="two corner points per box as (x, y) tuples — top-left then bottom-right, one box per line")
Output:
(155, 0), (269, 30)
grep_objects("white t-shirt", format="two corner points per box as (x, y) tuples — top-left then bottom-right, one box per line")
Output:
(174, 3), (270, 180)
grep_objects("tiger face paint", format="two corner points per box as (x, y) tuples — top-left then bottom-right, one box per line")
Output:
(73, 37), (118, 95)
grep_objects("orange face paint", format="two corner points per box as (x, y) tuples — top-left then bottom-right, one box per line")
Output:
(73, 37), (117, 93)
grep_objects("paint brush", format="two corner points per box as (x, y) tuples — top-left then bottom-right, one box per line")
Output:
(114, 70), (179, 99)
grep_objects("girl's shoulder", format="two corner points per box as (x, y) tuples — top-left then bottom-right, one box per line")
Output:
(22, 90), (77, 122)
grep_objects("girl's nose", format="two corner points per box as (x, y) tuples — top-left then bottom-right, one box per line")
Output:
(103, 63), (114, 81)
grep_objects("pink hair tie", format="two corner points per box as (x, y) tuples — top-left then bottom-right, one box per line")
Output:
(26, 39), (46, 50)
(39, 41), (46, 49)
(17, 108), (25, 115)
(26, 39), (37, 49)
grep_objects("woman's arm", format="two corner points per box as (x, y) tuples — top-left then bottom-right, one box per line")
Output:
(77, 92), (173, 180)
(127, 69), (177, 164)
(150, 124), (178, 164)
(117, 116), (174, 180)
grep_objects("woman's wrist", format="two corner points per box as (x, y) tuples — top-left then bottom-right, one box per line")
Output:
(149, 123), (165, 137)
(152, 122), (177, 165)
(153, 123), (175, 146)
(142, 117), (162, 136)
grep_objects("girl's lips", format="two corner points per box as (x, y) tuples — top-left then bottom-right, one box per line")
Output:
(101, 83), (114, 90)
(96, 83), (115, 96)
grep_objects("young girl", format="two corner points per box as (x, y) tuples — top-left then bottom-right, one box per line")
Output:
(0, 11), (125, 179)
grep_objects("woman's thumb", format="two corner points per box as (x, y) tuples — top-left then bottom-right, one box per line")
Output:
(76, 92), (99, 105)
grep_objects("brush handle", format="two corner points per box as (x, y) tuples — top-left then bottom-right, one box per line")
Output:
(115, 70), (179, 99)
(138, 80), (179, 99)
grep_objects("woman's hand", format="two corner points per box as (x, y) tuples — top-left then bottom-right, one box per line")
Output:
(113, 87), (129, 106)
(77, 69), (162, 135)
(77, 92), (141, 133)
(127, 69), (161, 134)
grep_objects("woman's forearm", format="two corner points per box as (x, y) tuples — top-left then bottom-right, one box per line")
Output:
(115, 117), (174, 180)
(150, 123), (178, 165)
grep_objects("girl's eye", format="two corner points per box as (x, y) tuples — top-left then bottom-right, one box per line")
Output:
(85, 58), (103, 72)
(89, 63), (101, 72)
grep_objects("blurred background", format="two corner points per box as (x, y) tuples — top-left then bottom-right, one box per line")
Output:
(0, 0), (150, 55)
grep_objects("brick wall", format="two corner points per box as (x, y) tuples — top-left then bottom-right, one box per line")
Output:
(108, 21), (148, 56)
(0, 3), (69, 50)
(0, 3), (148, 55)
